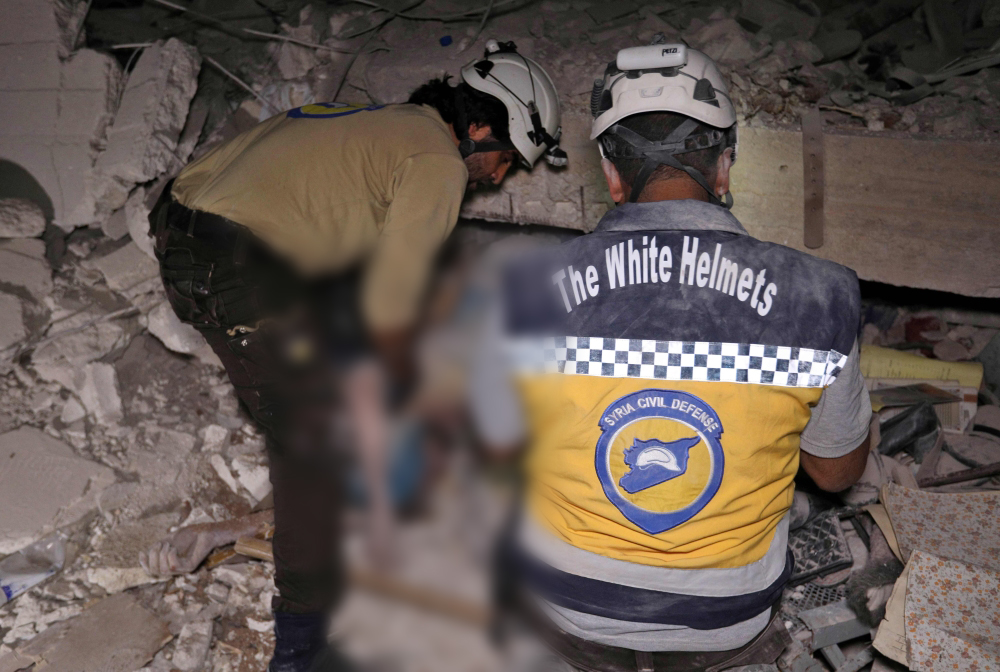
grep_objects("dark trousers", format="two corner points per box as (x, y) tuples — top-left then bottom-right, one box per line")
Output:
(150, 189), (354, 614)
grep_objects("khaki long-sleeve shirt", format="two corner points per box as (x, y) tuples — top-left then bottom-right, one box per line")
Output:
(171, 103), (468, 330)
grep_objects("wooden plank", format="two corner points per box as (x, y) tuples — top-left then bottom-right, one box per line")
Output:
(731, 127), (1000, 298)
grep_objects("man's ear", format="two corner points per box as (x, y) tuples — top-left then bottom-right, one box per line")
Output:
(601, 158), (627, 205)
(468, 122), (493, 142)
(714, 147), (733, 199)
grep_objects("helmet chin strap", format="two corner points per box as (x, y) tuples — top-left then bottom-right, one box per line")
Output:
(603, 119), (733, 209)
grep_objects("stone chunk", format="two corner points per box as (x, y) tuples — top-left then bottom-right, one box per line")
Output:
(0, 593), (171, 672)
(0, 238), (53, 300)
(96, 38), (201, 185)
(171, 621), (214, 672)
(147, 300), (206, 355)
(84, 241), (159, 293)
(77, 362), (124, 424)
(0, 198), (46, 238)
(0, 292), (25, 353)
(0, 426), (115, 554)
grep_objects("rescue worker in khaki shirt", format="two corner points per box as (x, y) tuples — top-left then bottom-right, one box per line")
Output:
(141, 40), (565, 672)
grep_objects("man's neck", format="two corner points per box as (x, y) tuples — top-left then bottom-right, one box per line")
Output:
(631, 177), (711, 204)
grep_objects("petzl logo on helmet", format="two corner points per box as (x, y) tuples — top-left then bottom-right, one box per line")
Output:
(595, 389), (724, 535)
(287, 103), (385, 119)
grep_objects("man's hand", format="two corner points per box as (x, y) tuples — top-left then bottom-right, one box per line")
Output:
(370, 328), (416, 397)
(800, 431), (872, 493)
(139, 510), (275, 576)
(139, 523), (227, 576)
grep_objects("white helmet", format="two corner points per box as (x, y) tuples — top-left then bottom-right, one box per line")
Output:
(461, 40), (566, 168)
(590, 43), (738, 206)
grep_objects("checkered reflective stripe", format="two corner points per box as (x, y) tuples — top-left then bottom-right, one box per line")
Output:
(510, 336), (848, 388)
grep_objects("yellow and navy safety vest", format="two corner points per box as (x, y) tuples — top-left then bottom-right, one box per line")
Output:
(503, 199), (860, 633)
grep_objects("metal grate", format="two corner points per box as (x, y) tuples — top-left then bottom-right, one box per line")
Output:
(780, 581), (848, 638)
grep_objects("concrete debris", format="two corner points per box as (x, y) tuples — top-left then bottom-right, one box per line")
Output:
(687, 18), (765, 65)
(58, 396), (85, 424)
(83, 240), (160, 294)
(0, 0), (123, 232)
(0, 198), (45, 238)
(148, 300), (207, 355)
(171, 620), (214, 672)
(0, 593), (172, 672)
(199, 424), (230, 453)
(210, 454), (240, 495)
(101, 205), (130, 241)
(0, 238), (52, 301)
(0, 426), (114, 554)
(0, 292), (25, 354)
(76, 361), (124, 424)
(271, 6), (319, 80)
(85, 566), (163, 594)
(232, 455), (271, 503)
(126, 185), (157, 259)
(95, 38), (201, 186)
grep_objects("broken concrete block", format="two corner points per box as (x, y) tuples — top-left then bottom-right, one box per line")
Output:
(0, 0), (64, 45)
(210, 454), (240, 494)
(126, 186), (156, 259)
(0, 593), (172, 672)
(272, 6), (319, 79)
(0, 42), (60, 91)
(59, 396), (86, 424)
(84, 241), (160, 293)
(102, 206), (130, 240)
(0, 238), (53, 300)
(57, 49), (121, 147)
(84, 567), (162, 594)
(77, 362), (123, 424)
(199, 424), (229, 452)
(0, 198), (45, 238)
(0, 426), (115, 554)
(148, 300), (206, 355)
(687, 19), (762, 65)
(232, 455), (271, 503)
(738, 0), (819, 40)
(171, 621), (213, 672)
(95, 38), (201, 185)
(0, 292), (25, 353)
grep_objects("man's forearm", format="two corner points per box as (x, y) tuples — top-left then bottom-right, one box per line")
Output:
(800, 431), (872, 492)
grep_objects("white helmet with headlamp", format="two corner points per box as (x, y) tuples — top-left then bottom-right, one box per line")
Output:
(590, 42), (738, 206)
(460, 40), (566, 168)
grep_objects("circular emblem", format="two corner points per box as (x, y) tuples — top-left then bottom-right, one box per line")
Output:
(286, 103), (385, 119)
(595, 389), (725, 534)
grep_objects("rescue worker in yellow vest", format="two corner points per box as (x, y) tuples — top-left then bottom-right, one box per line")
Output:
(143, 40), (564, 672)
(486, 44), (872, 671)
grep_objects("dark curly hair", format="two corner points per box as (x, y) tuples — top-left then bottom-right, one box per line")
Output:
(408, 76), (511, 143)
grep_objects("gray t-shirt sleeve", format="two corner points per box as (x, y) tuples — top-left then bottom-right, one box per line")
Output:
(800, 340), (872, 458)
(468, 303), (526, 452)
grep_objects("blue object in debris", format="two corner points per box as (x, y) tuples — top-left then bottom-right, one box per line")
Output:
(440, 35), (453, 46)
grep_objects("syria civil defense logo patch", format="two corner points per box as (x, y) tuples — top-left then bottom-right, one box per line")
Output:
(286, 102), (385, 118)
(596, 389), (725, 534)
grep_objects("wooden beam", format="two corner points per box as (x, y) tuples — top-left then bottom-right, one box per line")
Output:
(730, 127), (1000, 298)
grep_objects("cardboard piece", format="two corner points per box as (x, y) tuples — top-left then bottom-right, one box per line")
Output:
(872, 560), (910, 666)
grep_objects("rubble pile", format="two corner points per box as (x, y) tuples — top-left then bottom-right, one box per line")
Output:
(0, 0), (997, 670)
